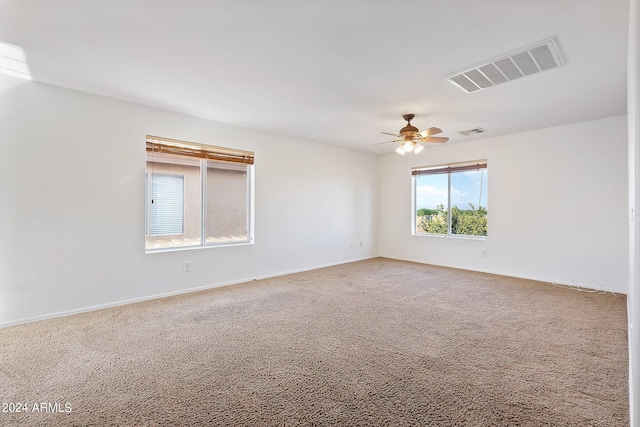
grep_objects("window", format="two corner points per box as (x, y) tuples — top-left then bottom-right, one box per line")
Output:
(145, 136), (254, 251)
(147, 173), (185, 235)
(412, 161), (487, 237)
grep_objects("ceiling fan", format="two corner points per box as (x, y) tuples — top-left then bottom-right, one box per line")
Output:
(375, 114), (449, 154)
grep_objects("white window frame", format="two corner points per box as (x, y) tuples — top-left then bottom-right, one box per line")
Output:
(145, 136), (254, 253)
(411, 160), (488, 239)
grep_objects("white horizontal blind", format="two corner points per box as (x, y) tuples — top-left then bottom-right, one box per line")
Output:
(150, 173), (184, 236)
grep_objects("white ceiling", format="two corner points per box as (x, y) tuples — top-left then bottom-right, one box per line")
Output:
(0, 0), (629, 154)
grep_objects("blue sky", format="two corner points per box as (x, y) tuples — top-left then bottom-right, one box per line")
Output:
(415, 170), (488, 211)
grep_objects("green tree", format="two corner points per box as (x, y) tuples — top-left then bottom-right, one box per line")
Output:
(418, 203), (487, 236)
(417, 208), (439, 217)
(417, 204), (448, 234)
(452, 203), (487, 236)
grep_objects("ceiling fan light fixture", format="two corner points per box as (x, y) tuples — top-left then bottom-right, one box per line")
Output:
(402, 140), (414, 152)
(377, 114), (449, 155)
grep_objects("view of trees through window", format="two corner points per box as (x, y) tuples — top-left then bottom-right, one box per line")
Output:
(414, 165), (487, 237)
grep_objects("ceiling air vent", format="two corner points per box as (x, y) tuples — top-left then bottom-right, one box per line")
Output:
(458, 128), (486, 136)
(446, 38), (564, 93)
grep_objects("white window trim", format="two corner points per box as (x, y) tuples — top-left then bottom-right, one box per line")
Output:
(145, 136), (255, 253)
(145, 160), (255, 253)
(411, 160), (488, 240)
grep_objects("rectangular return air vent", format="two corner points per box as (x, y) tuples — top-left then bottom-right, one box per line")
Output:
(458, 128), (485, 136)
(446, 38), (564, 93)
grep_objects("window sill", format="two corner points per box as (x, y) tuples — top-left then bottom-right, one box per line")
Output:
(145, 240), (254, 254)
(412, 233), (487, 241)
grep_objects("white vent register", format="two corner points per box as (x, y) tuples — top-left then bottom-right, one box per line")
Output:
(446, 38), (564, 93)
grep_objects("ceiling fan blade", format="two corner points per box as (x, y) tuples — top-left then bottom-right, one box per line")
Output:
(380, 131), (400, 137)
(420, 136), (449, 143)
(372, 139), (402, 146)
(419, 127), (442, 137)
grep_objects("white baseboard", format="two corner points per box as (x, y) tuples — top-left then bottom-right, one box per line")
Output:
(255, 256), (377, 280)
(0, 256), (377, 329)
(379, 255), (627, 295)
(6, 254), (617, 329)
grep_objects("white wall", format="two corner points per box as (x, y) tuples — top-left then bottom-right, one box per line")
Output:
(628, 0), (640, 424)
(379, 115), (628, 293)
(0, 77), (379, 326)
(0, 74), (628, 327)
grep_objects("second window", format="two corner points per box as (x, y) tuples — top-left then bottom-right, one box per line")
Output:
(145, 136), (254, 251)
(412, 161), (488, 237)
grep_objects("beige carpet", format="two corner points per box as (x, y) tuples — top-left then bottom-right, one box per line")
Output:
(0, 258), (628, 426)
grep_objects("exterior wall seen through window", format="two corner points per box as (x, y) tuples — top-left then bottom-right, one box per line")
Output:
(145, 139), (253, 251)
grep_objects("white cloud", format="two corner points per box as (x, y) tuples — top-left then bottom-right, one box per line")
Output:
(416, 185), (447, 198)
(451, 186), (469, 198)
(415, 185), (447, 208)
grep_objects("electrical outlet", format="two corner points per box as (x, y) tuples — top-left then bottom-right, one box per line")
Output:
(482, 250), (487, 257)
(360, 242), (363, 247)
(183, 261), (192, 272)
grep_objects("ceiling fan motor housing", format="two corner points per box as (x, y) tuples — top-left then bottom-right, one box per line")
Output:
(376, 113), (448, 151)
(400, 113), (419, 137)
(400, 125), (419, 136)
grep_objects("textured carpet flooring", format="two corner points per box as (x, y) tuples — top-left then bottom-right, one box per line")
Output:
(0, 258), (629, 426)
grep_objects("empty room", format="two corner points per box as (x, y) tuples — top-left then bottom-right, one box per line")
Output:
(1, 0), (639, 426)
